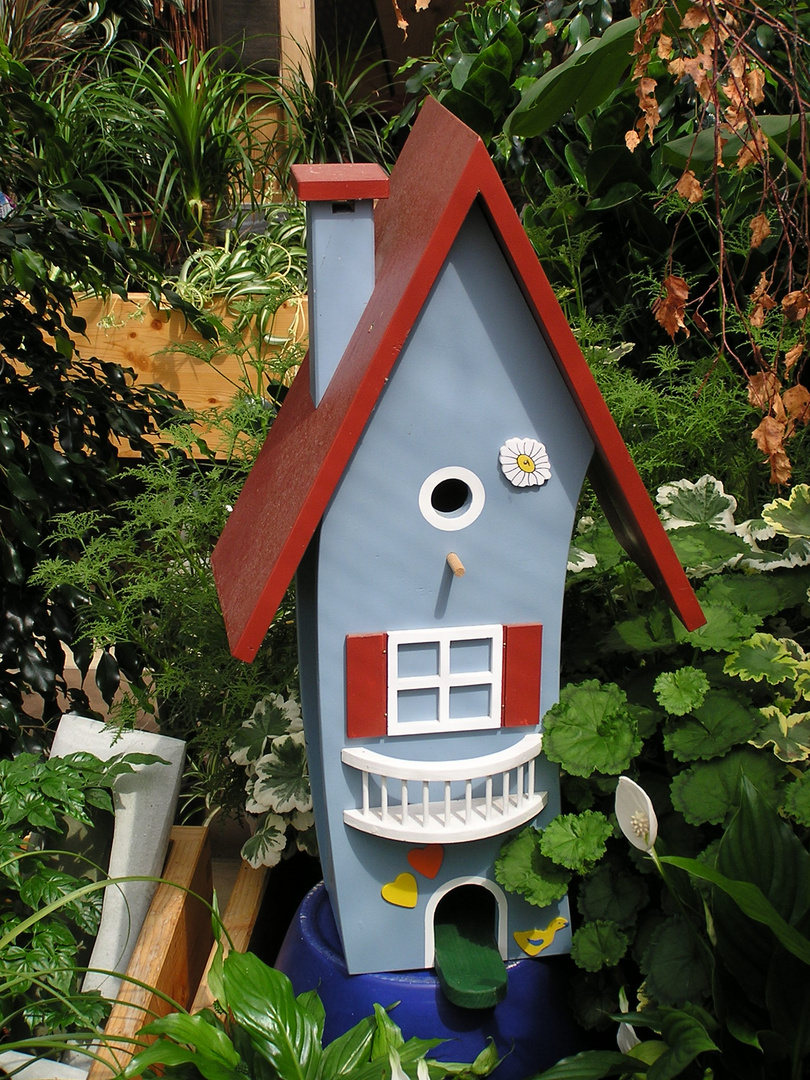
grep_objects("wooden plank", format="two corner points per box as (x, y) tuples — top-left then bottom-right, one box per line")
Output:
(86, 826), (213, 1080)
(279, 0), (315, 83)
(190, 861), (270, 1013)
(74, 293), (307, 415)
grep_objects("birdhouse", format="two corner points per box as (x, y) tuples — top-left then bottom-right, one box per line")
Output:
(212, 98), (704, 1003)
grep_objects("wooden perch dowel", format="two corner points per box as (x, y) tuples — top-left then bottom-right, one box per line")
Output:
(447, 552), (465, 577)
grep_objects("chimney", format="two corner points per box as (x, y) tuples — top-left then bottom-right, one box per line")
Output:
(291, 163), (390, 407)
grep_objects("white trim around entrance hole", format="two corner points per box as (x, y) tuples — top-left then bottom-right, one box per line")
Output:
(423, 876), (509, 967)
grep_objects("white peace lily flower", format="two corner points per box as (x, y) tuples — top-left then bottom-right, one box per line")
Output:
(388, 1048), (408, 1080)
(615, 776), (658, 852)
(499, 436), (552, 488)
(616, 987), (640, 1053)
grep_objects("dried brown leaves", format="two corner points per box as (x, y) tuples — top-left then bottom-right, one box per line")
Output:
(653, 275), (691, 337)
(747, 290), (810, 483)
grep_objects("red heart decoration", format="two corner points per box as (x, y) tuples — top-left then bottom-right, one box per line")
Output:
(407, 844), (444, 879)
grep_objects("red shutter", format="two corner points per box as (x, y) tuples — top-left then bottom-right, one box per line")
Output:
(502, 623), (542, 727)
(346, 633), (388, 737)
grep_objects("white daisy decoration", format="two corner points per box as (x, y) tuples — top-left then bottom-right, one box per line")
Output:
(499, 437), (552, 488)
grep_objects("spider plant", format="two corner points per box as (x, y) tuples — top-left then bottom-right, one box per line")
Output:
(0, 0), (181, 80)
(267, 33), (394, 188)
(106, 45), (274, 259)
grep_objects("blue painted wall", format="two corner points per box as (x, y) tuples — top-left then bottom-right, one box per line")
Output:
(297, 205), (595, 975)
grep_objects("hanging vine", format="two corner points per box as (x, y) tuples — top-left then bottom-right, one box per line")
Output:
(629, 0), (810, 482)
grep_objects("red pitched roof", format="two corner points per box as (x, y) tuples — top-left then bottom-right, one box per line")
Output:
(212, 98), (705, 662)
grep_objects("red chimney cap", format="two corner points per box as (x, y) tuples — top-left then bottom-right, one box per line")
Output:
(291, 163), (390, 202)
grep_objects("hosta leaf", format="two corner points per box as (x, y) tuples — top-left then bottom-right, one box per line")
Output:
(529, 1050), (651, 1079)
(577, 859), (649, 928)
(654, 667), (709, 716)
(784, 773), (810, 827)
(751, 707), (810, 762)
(641, 916), (712, 1007)
(725, 633), (800, 684)
(138, 1012), (241, 1071)
(544, 681), (641, 777)
(660, 855), (810, 967)
(762, 485), (810, 539)
(663, 691), (759, 762)
(540, 811), (613, 870)
(670, 748), (783, 825)
(570, 920), (629, 972)
(495, 827), (571, 907)
(656, 475), (737, 531)
(649, 1008), (719, 1079)
(250, 735), (311, 814)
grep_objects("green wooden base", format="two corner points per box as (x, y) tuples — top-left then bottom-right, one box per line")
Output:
(433, 896), (508, 1010)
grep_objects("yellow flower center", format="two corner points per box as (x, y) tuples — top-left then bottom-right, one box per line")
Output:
(630, 811), (650, 840)
(516, 454), (536, 473)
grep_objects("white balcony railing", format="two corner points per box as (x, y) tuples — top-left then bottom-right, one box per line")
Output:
(341, 734), (546, 843)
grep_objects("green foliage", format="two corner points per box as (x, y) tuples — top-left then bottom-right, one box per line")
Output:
(539, 811), (613, 871)
(653, 668), (709, 718)
(543, 682), (640, 777)
(0, 749), (159, 1041)
(570, 921), (629, 973)
(87, 44), (273, 257)
(495, 827), (571, 907)
(123, 947), (498, 1080)
(31, 449), (299, 821)
(266, 32), (393, 189)
(393, 0), (810, 494)
(499, 476), (810, 1078)
(229, 693), (316, 869)
(0, 208), (188, 749)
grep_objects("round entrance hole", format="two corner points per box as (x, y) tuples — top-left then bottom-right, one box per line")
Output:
(418, 467), (485, 531)
(431, 477), (471, 514)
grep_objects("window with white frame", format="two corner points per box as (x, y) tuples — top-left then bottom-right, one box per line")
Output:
(387, 625), (504, 736)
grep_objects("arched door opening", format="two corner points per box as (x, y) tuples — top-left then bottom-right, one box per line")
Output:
(432, 883), (508, 1009)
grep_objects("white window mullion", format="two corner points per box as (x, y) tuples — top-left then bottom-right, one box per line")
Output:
(387, 624), (503, 736)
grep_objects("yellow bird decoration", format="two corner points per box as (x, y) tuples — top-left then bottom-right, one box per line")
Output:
(513, 916), (569, 956)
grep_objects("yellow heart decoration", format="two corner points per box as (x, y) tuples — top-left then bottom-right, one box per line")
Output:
(381, 872), (418, 908)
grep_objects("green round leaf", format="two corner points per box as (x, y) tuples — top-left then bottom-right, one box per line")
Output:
(570, 920), (629, 972)
(577, 859), (649, 928)
(725, 633), (801, 684)
(654, 667), (709, 716)
(670, 748), (784, 825)
(784, 772), (810, 827)
(663, 690), (760, 762)
(495, 827), (571, 907)
(641, 916), (712, 1006)
(539, 810), (613, 870)
(544, 681), (641, 776)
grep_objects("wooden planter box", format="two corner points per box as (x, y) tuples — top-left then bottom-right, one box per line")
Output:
(87, 825), (215, 1080)
(74, 293), (308, 451)
(87, 827), (270, 1079)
